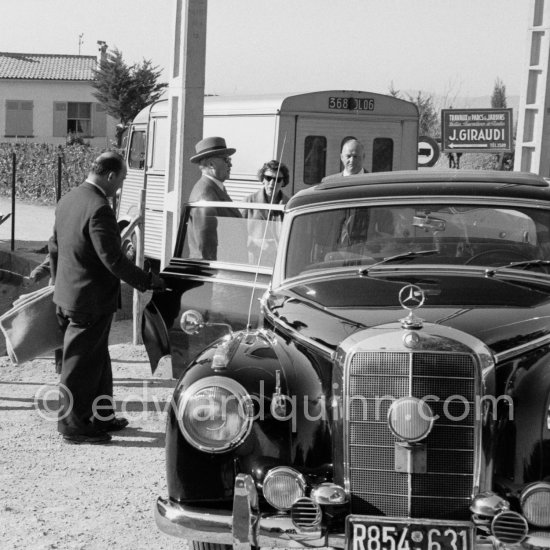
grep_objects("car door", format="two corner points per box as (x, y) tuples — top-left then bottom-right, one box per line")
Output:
(142, 200), (284, 378)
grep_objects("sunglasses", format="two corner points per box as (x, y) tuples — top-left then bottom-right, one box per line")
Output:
(264, 175), (284, 183)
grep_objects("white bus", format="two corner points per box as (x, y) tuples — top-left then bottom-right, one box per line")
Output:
(118, 90), (419, 263)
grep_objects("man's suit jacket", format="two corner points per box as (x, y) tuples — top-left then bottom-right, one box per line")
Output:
(187, 175), (241, 260)
(49, 182), (150, 316)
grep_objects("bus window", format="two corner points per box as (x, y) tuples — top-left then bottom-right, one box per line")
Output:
(339, 135), (357, 172)
(304, 136), (327, 184)
(150, 117), (168, 170)
(372, 138), (394, 172)
(128, 130), (146, 170)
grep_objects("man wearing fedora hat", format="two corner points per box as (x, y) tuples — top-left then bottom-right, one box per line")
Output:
(188, 136), (241, 260)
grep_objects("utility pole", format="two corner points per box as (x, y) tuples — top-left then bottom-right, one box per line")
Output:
(514, 0), (550, 175)
(160, 0), (207, 268)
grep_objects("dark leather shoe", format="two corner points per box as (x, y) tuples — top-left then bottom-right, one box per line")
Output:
(100, 417), (129, 432)
(63, 432), (112, 444)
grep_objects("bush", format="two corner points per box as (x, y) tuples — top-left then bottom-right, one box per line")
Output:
(0, 143), (110, 204)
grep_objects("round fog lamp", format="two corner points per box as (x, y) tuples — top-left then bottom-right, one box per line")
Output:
(263, 467), (305, 511)
(388, 396), (435, 442)
(521, 482), (550, 528)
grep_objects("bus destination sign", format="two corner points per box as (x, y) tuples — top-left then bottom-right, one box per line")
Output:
(329, 96), (375, 111)
(441, 108), (513, 153)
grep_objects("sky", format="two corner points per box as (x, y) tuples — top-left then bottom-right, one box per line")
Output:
(1, 0), (532, 101)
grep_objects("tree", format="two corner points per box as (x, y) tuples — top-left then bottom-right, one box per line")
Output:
(92, 48), (167, 146)
(490, 77), (513, 169)
(491, 77), (507, 108)
(388, 85), (439, 137)
(408, 91), (439, 137)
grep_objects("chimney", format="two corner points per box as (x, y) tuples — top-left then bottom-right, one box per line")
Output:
(96, 41), (108, 67)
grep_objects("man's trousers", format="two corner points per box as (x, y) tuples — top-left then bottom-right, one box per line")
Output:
(56, 308), (115, 436)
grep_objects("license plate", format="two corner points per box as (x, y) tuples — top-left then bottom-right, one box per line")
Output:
(328, 96), (375, 111)
(346, 516), (473, 550)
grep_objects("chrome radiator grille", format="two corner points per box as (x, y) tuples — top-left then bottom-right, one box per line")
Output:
(346, 351), (477, 519)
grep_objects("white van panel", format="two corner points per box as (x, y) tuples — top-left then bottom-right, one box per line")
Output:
(145, 173), (165, 212)
(143, 209), (165, 259)
(203, 115), (278, 179)
(149, 117), (169, 171)
(118, 170), (144, 219)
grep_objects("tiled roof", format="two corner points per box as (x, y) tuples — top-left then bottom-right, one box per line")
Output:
(0, 52), (96, 81)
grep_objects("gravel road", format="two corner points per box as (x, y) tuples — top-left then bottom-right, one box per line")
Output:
(0, 319), (188, 550)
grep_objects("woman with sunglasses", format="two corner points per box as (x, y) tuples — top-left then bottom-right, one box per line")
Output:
(241, 160), (290, 265)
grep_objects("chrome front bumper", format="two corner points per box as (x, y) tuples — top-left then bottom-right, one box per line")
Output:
(155, 473), (336, 549)
(155, 474), (508, 550)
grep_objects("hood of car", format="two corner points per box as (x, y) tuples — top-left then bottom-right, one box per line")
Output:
(266, 270), (550, 355)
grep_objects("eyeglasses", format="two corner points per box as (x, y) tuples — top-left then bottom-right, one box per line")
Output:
(213, 156), (231, 165)
(264, 175), (284, 183)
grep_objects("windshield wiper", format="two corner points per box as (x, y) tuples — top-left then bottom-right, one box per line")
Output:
(485, 259), (550, 277)
(359, 249), (439, 275)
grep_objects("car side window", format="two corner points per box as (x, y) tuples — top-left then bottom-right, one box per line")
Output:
(128, 130), (146, 170)
(176, 203), (284, 269)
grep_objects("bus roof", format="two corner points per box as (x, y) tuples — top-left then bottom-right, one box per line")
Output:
(131, 90), (418, 123)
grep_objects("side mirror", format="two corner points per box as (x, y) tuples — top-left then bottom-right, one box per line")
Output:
(180, 310), (205, 335)
(179, 309), (233, 336)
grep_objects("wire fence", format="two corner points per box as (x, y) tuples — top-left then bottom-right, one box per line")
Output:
(0, 143), (104, 205)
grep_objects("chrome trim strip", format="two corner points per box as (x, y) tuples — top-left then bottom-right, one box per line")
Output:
(164, 272), (270, 290)
(167, 258), (273, 276)
(494, 331), (550, 363)
(185, 200), (285, 212)
(286, 196), (550, 215)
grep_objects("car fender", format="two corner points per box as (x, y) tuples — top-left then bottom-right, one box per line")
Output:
(165, 328), (333, 502)
(502, 351), (550, 483)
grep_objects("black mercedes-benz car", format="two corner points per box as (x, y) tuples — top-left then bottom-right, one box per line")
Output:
(145, 170), (550, 550)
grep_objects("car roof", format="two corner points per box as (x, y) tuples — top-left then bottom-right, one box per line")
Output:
(287, 170), (550, 210)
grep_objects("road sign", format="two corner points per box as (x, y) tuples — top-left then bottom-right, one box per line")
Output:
(417, 136), (440, 167)
(441, 108), (513, 153)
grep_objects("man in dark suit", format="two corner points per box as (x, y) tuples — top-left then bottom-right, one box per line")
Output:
(49, 152), (164, 444)
(187, 136), (241, 260)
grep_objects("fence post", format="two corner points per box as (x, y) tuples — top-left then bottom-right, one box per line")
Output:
(11, 152), (16, 252)
(56, 154), (62, 201)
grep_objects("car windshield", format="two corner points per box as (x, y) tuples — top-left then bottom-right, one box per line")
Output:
(284, 203), (550, 279)
(176, 201), (284, 268)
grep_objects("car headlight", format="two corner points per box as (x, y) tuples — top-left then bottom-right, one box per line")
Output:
(177, 376), (253, 453)
(521, 482), (550, 528)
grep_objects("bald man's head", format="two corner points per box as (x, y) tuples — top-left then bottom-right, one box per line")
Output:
(88, 152), (127, 196)
(90, 151), (126, 176)
(341, 139), (365, 175)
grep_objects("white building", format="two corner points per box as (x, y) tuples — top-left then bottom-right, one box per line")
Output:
(0, 50), (116, 147)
